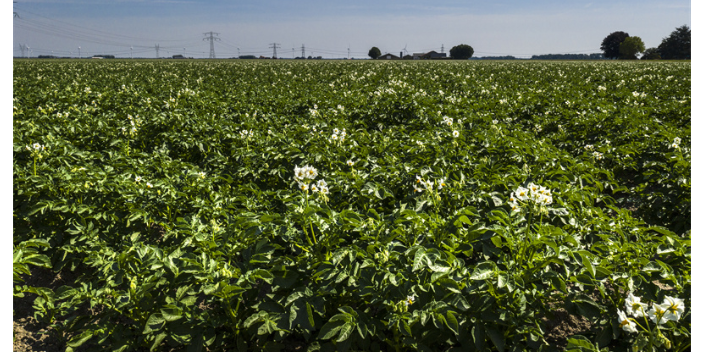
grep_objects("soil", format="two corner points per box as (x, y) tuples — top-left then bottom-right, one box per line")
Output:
(13, 267), (73, 352)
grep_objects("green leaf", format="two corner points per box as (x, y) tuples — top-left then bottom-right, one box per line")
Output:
(337, 323), (354, 342)
(566, 335), (596, 349)
(400, 320), (412, 337)
(151, 332), (168, 351)
(485, 325), (505, 352)
(470, 261), (497, 280)
(319, 316), (346, 340)
(446, 311), (459, 335)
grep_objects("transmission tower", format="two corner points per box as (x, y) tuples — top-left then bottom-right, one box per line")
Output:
(13, 1), (18, 18)
(155, 44), (160, 58)
(203, 32), (220, 58)
(348, 45), (350, 59)
(18, 44), (26, 58)
(441, 44), (444, 54)
(269, 43), (280, 59)
(301, 44), (305, 58)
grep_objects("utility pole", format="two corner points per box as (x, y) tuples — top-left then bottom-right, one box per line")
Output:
(130, 46), (133, 59)
(441, 44), (444, 54)
(203, 32), (220, 58)
(348, 45), (350, 59)
(237, 47), (240, 58)
(78, 46), (81, 59)
(292, 47), (295, 59)
(269, 43), (280, 59)
(183, 48), (186, 57)
(18, 44), (25, 58)
(155, 44), (160, 58)
(301, 44), (305, 58)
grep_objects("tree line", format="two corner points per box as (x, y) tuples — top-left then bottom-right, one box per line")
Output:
(601, 25), (690, 60)
(366, 25), (689, 61)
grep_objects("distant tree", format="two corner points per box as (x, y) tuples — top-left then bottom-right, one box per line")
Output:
(619, 36), (645, 60)
(658, 25), (691, 60)
(368, 47), (381, 59)
(449, 44), (474, 59)
(641, 47), (661, 60)
(600, 31), (629, 59)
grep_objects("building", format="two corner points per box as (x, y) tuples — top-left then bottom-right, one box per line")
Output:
(413, 51), (447, 60)
(378, 53), (400, 60)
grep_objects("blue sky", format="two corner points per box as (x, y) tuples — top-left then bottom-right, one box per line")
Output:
(10, 0), (692, 58)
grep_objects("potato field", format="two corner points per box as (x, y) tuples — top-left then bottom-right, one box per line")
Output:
(13, 59), (691, 352)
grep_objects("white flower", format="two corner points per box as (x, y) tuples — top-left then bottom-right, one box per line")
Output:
(452, 130), (459, 138)
(437, 178), (446, 190)
(319, 185), (329, 195)
(347, 160), (354, 166)
(625, 293), (646, 318)
(617, 309), (638, 333)
(304, 165), (318, 179)
(294, 165), (306, 181)
(198, 171), (206, 179)
(416, 140), (423, 146)
(509, 201), (520, 212)
(25, 145), (31, 151)
(316, 179), (327, 188)
(331, 134), (339, 141)
(446, 120), (453, 126)
(673, 137), (681, 144)
(413, 184), (423, 193)
(135, 176), (142, 182)
(515, 187), (529, 200)
(585, 144), (594, 151)
(333, 128), (340, 134)
(299, 183), (309, 192)
(310, 184), (319, 193)
(33, 143), (41, 150)
(146, 182), (153, 188)
(661, 296), (685, 321)
(404, 295), (415, 307)
(648, 303), (671, 325)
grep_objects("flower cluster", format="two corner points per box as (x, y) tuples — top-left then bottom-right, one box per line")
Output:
(239, 129), (254, 139)
(294, 165), (329, 198)
(618, 293), (686, 334)
(593, 151), (603, 160)
(134, 175), (153, 188)
(670, 137), (681, 149)
(330, 128), (347, 143)
(25, 142), (47, 153)
(509, 183), (553, 212)
(414, 175), (446, 194)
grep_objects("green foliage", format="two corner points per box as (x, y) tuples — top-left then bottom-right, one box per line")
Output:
(658, 25), (691, 60)
(13, 59), (690, 351)
(368, 47), (382, 60)
(619, 37), (645, 60)
(449, 44), (474, 60)
(641, 48), (661, 60)
(600, 31), (629, 59)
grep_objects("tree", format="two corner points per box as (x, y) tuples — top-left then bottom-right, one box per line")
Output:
(619, 36), (645, 60)
(658, 25), (690, 60)
(368, 47), (381, 60)
(600, 31), (629, 59)
(449, 44), (474, 60)
(641, 48), (661, 60)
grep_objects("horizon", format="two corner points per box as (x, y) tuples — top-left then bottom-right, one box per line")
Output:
(10, 0), (691, 59)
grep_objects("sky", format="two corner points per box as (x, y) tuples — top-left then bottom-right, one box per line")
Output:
(9, 0), (692, 59)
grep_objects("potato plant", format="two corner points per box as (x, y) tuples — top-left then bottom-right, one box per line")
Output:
(13, 59), (690, 352)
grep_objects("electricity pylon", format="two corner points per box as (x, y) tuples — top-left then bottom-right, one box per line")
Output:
(269, 43), (280, 59)
(203, 32), (220, 59)
(301, 44), (305, 58)
(155, 44), (160, 58)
